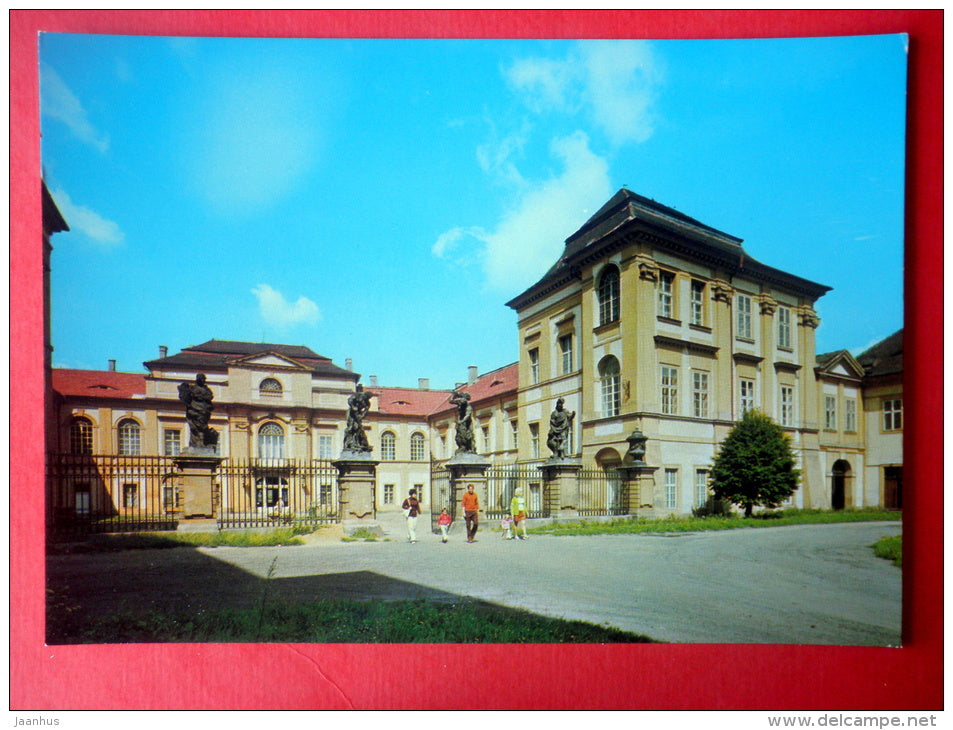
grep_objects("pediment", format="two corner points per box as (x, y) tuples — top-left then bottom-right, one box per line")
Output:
(232, 351), (310, 370)
(816, 350), (865, 380)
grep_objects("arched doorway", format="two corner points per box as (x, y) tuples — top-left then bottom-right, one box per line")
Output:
(831, 460), (851, 510)
(596, 448), (623, 513)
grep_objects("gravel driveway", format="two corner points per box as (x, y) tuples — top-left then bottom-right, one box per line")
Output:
(47, 520), (901, 645)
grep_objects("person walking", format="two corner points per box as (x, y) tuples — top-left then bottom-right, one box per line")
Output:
(510, 487), (528, 540)
(402, 488), (422, 543)
(462, 483), (480, 543)
(437, 508), (453, 543)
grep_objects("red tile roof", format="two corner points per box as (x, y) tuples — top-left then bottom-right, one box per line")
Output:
(369, 386), (453, 418)
(52, 369), (147, 400)
(428, 362), (519, 418)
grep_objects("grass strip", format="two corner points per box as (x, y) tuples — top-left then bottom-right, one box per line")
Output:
(872, 534), (902, 567)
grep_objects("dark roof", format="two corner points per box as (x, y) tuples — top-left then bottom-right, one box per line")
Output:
(855, 329), (903, 378)
(42, 181), (69, 235)
(144, 339), (356, 379)
(508, 188), (831, 309)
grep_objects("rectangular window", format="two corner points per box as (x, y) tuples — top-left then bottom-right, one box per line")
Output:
(163, 486), (177, 510)
(690, 280), (706, 326)
(122, 483), (138, 508)
(692, 371), (709, 418)
(163, 429), (181, 457)
(510, 420), (519, 450)
(780, 386), (795, 427)
(845, 398), (857, 432)
(825, 395), (837, 430)
(737, 294), (753, 339)
(318, 434), (334, 459)
(559, 334), (573, 375)
(319, 484), (334, 506)
(529, 348), (539, 384)
(883, 399), (903, 431)
(529, 483), (542, 513)
(661, 366), (679, 415)
(530, 423), (540, 460)
(482, 425), (490, 452)
(740, 378), (755, 415)
(665, 469), (678, 510)
(383, 484), (395, 505)
(658, 271), (675, 319)
(695, 469), (709, 508)
(777, 306), (792, 349)
(75, 484), (91, 515)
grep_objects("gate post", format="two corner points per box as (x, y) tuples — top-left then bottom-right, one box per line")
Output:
(173, 450), (222, 520)
(445, 452), (491, 525)
(538, 457), (583, 520)
(333, 452), (380, 535)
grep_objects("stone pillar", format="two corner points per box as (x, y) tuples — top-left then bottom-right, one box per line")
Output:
(333, 452), (379, 535)
(538, 457), (583, 520)
(446, 452), (492, 515)
(173, 449), (223, 521)
(618, 464), (659, 517)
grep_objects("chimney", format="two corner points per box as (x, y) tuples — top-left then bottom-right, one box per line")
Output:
(369, 375), (378, 388)
(345, 358), (353, 371)
(468, 365), (478, 385)
(108, 359), (116, 371)
(159, 345), (168, 358)
(418, 377), (430, 391)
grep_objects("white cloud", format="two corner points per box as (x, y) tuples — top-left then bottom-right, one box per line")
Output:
(50, 188), (124, 246)
(504, 57), (579, 114)
(252, 284), (321, 329)
(40, 63), (109, 153)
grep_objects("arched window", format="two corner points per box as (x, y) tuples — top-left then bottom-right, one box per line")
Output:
(259, 378), (283, 396)
(258, 422), (285, 460)
(381, 431), (396, 461)
(599, 356), (621, 418)
(117, 419), (141, 456)
(598, 265), (620, 326)
(410, 432), (426, 461)
(70, 417), (93, 455)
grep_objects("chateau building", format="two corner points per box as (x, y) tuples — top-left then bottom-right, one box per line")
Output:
(47, 188), (903, 521)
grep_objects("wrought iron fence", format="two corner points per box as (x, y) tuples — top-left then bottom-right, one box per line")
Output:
(486, 463), (547, 520)
(575, 468), (628, 517)
(47, 454), (340, 536)
(47, 454), (179, 538)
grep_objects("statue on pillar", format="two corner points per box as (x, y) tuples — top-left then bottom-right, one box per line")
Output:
(343, 384), (375, 453)
(449, 390), (476, 453)
(178, 373), (218, 448)
(546, 397), (576, 458)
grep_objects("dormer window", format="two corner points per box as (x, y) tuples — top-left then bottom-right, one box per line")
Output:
(259, 378), (283, 396)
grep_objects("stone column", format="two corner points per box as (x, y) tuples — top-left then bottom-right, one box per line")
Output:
(618, 464), (659, 517)
(173, 449), (223, 522)
(446, 452), (492, 515)
(333, 452), (380, 535)
(538, 457), (583, 520)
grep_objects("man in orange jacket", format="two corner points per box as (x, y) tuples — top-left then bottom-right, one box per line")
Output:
(462, 483), (480, 543)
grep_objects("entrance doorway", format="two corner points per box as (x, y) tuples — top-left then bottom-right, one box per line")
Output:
(883, 466), (902, 509)
(831, 460), (851, 510)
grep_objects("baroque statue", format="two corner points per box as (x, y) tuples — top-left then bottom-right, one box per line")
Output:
(546, 397), (576, 458)
(449, 390), (476, 454)
(343, 384), (375, 453)
(178, 373), (218, 448)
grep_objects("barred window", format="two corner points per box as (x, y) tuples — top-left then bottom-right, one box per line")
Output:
(117, 419), (141, 456)
(70, 417), (93, 455)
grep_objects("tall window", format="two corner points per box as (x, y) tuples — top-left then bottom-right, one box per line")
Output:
(74, 485), (91, 515)
(529, 348), (540, 384)
(739, 378), (756, 415)
(665, 469), (678, 510)
(736, 294), (753, 339)
(122, 483), (139, 508)
(695, 469), (709, 508)
(530, 423), (540, 459)
(259, 377), (283, 396)
(599, 357), (621, 418)
(690, 280), (706, 326)
(381, 431), (396, 461)
(318, 434), (334, 459)
(825, 395), (837, 430)
(692, 371), (709, 418)
(883, 399), (902, 431)
(163, 429), (181, 457)
(780, 386), (795, 427)
(661, 366), (679, 415)
(481, 425), (490, 452)
(658, 271), (675, 319)
(117, 419), (141, 456)
(777, 307), (792, 349)
(559, 334), (574, 374)
(598, 265), (620, 326)
(510, 420), (519, 450)
(258, 422), (285, 460)
(845, 398), (857, 432)
(70, 417), (93, 455)
(383, 484), (395, 505)
(255, 475), (288, 507)
(410, 432), (426, 461)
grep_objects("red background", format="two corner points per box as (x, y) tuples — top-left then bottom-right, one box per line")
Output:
(10, 10), (943, 710)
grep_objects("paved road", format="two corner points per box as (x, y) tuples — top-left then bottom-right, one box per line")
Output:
(47, 520), (901, 645)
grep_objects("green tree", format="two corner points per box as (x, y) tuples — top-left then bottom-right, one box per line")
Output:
(710, 410), (800, 517)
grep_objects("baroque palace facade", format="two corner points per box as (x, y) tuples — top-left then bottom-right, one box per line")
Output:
(46, 187), (903, 521)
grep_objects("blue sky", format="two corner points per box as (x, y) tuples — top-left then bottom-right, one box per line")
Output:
(40, 33), (907, 390)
